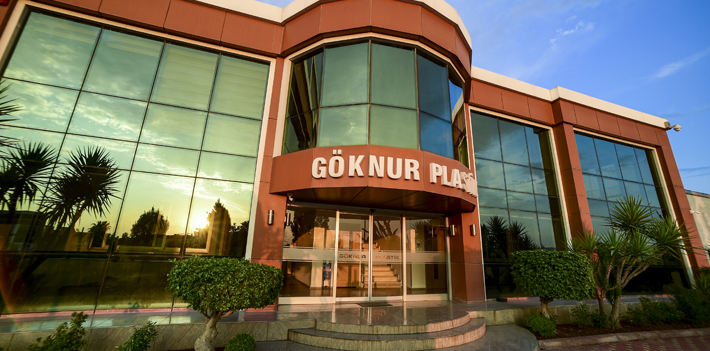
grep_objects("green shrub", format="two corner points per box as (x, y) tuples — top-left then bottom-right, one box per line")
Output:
(27, 312), (88, 351)
(525, 313), (557, 337)
(510, 250), (595, 318)
(116, 322), (158, 351)
(571, 303), (593, 327)
(167, 257), (283, 351)
(591, 310), (607, 329)
(225, 333), (256, 351)
(672, 287), (710, 325)
(694, 273), (710, 298)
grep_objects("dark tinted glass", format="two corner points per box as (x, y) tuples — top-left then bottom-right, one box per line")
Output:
(419, 113), (454, 158)
(576, 134), (600, 175)
(287, 51), (322, 117)
(370, 105), (418, 149)
(583, 174), (606, 200)
(503, 164), (533, 193)
(625, 181), (648, 205)
(526, 127), (552, 170)
(370, 43), (416, 109)
(96, 256), (175, 309)
(321, 43), (369, 106)
(319, 105), (368, 147)
(417, 54), (450, 120)
(478, 187), (507, 209)
(448, 75), (463, 112)
(588, 199), (610, 218)
(603, 178), (626, 202)
(283, 111), (317, 153)
(499, 120), (529, 166)
(475, 159), (505, 190)
(470, 112), (502, 161)
(635, 149), (656, 185)
(594, 139), (622, 178)
(2, 254), (106, 313)
(507, 192), (536, 211)
(615, 144), (643, 182)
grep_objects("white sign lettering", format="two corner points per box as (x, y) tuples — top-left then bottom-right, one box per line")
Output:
(311, 151), (477, 197)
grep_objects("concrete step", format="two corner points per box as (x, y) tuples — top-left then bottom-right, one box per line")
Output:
(315, 312), (471, 335)
(372, 276), (399, 282)
(288, 318), (486, 350)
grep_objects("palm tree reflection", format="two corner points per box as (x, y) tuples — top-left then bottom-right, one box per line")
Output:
(482, 216), (539, 296)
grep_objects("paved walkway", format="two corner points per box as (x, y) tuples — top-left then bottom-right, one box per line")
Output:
(558, 335), (710, 351)
(0, 296), (661, 333)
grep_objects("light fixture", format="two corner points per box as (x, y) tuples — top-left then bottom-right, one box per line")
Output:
(470, 224), (476, 236)
(664, 121), (681, 132)
(449, 224), (456, 237)
(267, 210), (274, 225)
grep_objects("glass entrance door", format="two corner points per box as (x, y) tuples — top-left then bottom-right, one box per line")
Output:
(279, 204), (447, 304)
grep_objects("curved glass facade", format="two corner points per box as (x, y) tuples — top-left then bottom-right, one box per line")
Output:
(282, 41), (467, 163)
(0, 11), (269, 313)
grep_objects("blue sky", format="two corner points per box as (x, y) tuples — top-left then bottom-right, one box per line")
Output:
(258, 0), (710, 193)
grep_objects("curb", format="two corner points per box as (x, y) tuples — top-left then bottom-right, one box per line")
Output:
(538, 327), (710, 349)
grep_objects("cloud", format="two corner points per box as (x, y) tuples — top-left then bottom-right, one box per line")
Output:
(652, 47), (710, 79)
(550, 21), (595, 44)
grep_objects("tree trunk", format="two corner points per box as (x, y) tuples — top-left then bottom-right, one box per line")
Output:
(596, 294), (605, 316)
(540, 297), (553, 318)
(195, 314), (220, 351)
(610, 296), (622, 328)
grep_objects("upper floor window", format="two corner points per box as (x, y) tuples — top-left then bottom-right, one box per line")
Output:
(575, 133), (666, 233)
(282, 40), (467, 164)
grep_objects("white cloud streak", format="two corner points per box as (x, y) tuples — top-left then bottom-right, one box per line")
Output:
(653, 47), (710, 79)
(550, 21), (595, 44)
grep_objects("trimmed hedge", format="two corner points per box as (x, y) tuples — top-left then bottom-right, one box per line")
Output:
(510, 250), (595, 303)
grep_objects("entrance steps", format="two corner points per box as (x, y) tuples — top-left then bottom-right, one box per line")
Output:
(364, 265), (403, 289)
(288, 311), (486, 350)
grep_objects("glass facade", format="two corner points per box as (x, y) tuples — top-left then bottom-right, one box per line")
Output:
(0, 12), (269, 313)
(471, 112), (565, 298)
(575, 133), (688, 293)
(575, 133), (665, 233)
(282, 41), (468, 164)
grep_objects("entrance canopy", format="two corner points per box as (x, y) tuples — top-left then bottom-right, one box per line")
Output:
(271, 145), (477, 213)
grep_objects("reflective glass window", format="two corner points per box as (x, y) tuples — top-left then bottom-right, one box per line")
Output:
(115, 172), (194, 252)
(369, 105), (418, 149)
(475, 159), (505, 190)
(4, 13), (100, 89)
(448, 76), (463, 113)
(417, 54), (450, 120)
(499, 120), (529, 166)
(616, 144), (643, 182)
(470, 112), (502, 161)
(507, 192), (536, 212)
(576, 133), (667, 235)
(0, 127), (64, 151)
(150, 44), (218, 110)
(83, 30), (163, 100)
(478, 188), (507, 209)
(68, 93), (147, 141)
(504, 164), (533, 193)
(419, 113), (454, 158)
(210, 56), (269, 119)
(132, 144), (199, 176)
(96, 256), (175, 309)
(185, 180), (253, 255)
(527, 127), (552, 170)
(370, 43), (416, 109)
(198, 152), (256, 183)
(286, 51), (322, 117)
(203, 114), (261, 156)
(318, 105), (368, 147)
(60, 135), (137, 170)
(576, 134), (600, 175)
(283, 111), (317, 154)
(140, 104), (207, 149)
(5, 80), (79, 132)
(594, 139), (622, 179)
(321, 43), (368, 106)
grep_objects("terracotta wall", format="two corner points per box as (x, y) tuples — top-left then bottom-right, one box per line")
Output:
(26, 0), (471, 76)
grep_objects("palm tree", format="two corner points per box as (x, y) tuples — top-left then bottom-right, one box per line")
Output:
(572, 196), (690, 327)
(40, 146), (121, 234)
(0, 142), (55, 222)
(0, 79), (22, 147)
